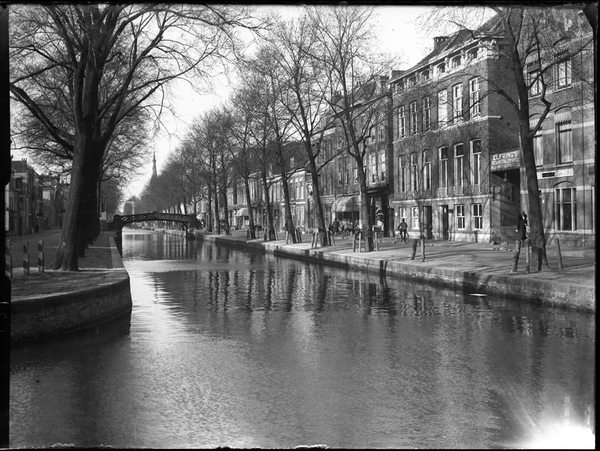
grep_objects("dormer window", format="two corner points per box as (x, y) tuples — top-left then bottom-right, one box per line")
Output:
(467, 48), (478, 61)
(451, 55), (461, 68)
(421, 70), (430, 80)
(436, 63), (446, 76)
(408, 76), (416, 87)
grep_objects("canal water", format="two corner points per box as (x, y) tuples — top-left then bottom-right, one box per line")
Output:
(10, 230), (595, 449)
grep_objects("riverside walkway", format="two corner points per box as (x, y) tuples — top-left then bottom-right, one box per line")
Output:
(5, 227), (595, 315)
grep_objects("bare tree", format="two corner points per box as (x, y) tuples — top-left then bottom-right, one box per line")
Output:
(9, 4), (257, 270)
(308, 5), (393, 251)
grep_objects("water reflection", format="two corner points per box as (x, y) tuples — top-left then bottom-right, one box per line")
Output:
(10, 230), (595, 449)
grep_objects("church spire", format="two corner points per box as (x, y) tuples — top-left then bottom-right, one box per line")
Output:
(152, 151), (157, 179)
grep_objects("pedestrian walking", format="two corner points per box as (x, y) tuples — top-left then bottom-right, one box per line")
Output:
(516, 211), (528, 241)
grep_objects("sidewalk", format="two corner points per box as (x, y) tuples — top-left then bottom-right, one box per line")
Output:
(7, 229), (123, 299)
(201, 228), (596, 312)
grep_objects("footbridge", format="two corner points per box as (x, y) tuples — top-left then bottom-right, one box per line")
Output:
(113, 212), (197, 239)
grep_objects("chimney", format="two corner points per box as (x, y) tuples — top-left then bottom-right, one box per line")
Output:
(434, 36), (448, 48)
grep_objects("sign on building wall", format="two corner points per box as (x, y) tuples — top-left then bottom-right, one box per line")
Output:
(491, 150), (520, 172)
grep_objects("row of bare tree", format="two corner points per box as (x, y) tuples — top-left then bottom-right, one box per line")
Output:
(9, 4), (596, 271)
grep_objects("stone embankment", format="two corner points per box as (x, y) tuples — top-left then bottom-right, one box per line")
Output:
(8, 231), (132, 344)
(195, 229), (595, 313)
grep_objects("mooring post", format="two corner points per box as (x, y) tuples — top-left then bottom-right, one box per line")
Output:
(525, 239), (531, 274)
(511, 239), (521, 272)
(22, 241), (29, 276)
(556, 237), (564, 271)
(4, 240), (12, 279)
(37, 240), (44, 273)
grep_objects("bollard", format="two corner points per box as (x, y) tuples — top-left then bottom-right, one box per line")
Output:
(411, 239), (418, 260)
(38, 240), (44, 273)
(4, 240), (12, 279)
(23, 241), (29, 275)
(511, 239), (521, 272)
(556, 237), (564, 271)
(525, 239), (530, 274)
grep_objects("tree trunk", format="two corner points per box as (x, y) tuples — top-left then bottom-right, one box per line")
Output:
(244, 178), (256, 239)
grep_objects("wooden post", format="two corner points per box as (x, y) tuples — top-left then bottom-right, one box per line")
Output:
(22, 241), (29, 275)
(525, 238), (530, 274)
(411, 239), (418, 260)
(556, 237), (564, 271)
(38, 240), (44, 273)
(4, 240), (11, 279)
(353, 232), (357, 252)
(511, 239), (521, 272)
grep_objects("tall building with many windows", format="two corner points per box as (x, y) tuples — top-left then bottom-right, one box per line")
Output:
(390, 16), (522, 243)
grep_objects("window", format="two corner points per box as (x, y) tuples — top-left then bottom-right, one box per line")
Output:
(411, 206), (419, 230)
(456, 205), (465, 229)
(408, 76), (416, 87)
(398, 155), (407, 192)
(451, 55), (461, 68)
(472, 204), (483, 230)
(469, 77), (480, 118)
(370, 153), (377, 182)
(556, 59), (571, 88)
(528, 69), (542, 96)
(467, 48), (478, 61)
(557, 120), (573, 163)
(533, 128), (543, 166)
(423, 96), (431, 131)
(439, 146), (448, 188)
(299, 180), (304, 199)
(452, 83), (463, 123)
(344, 156), (349, 184)
(398, 106), (406, 138)
(471, 140), (482, 185)
(380, 152), (386, 182)
(555, 186), (577, 230)
(421, 70), (430, 80)
(378, 122), (386, 142)
(410, 101), (418, 134)
(410, 152), (418, 191)
(338, 157), (343, 185)
(437, 90), (448, 127)
(454, 143), (464, 187)
(353, 161), (358, 184)
(437, 63), (446, 76)
(422, 150), (431, 190)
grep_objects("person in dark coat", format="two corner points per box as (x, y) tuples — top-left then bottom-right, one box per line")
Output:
(516, 211), (528, 241)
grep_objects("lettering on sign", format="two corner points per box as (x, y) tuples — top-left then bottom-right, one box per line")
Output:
(491, 150), (520, 171)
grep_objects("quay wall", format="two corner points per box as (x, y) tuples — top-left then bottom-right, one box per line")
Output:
(11, 237), (132, 344)
(196, 232), (595, 313)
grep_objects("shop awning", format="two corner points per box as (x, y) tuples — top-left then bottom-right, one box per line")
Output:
(332, 196), (359, 212)
(235, 207), (249, 217)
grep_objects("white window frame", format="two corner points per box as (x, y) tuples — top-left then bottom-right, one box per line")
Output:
(555, 186), (577, 231)
(452, 83), (463, 123)
(469, 77), (480, 118)
(454, 143), (464, 187)
(410, 152), (418, 191)
(472, 203), (483, 230)
(556, 58), (572, 88)
(411, 206), (419, 230)
(557, 120), (573, 164)
(423, 96), (431, 131)
(398, 106), (406, 138)
(471, 140), (482, 186)
(437, 90), (447, 127)
(456, 205), (465, 229)
(409, 101), (418, 134)
(422, 150), (431, 190)
(399, 155), (407, 192)
(439, 146), (448, 188)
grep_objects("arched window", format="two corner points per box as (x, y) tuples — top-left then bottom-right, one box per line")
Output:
(555, 182), (577, 231)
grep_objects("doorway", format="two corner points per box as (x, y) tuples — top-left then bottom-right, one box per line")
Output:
(441, 205), (449, 240)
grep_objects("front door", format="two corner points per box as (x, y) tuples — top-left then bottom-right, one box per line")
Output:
(441, 205), (449, 240)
